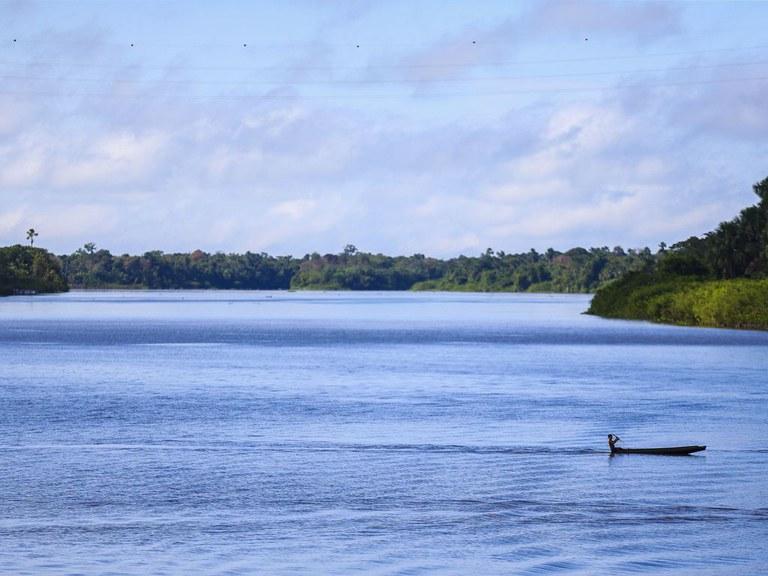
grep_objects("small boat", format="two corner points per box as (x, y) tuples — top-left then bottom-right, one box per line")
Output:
(612, 445), (706, 456)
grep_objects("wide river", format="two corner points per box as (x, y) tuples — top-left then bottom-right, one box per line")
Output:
(1, 291), (767, 575)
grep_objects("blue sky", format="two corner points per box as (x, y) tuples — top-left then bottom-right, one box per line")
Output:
(1, 0), (767, 257)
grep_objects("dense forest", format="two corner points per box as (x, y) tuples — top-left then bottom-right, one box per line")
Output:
(0, 245), (68, 296)
(289, 245), (656, 292)
(588, 176), (768, 330)
(60, 248), (297, 290)
(55, 243), (655, 293)
(410, 246), (654, 293)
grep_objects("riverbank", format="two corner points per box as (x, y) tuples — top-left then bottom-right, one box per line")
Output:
(587, 272), (768, 330)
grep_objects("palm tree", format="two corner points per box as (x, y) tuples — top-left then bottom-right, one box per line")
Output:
(26, 228), (38, 246)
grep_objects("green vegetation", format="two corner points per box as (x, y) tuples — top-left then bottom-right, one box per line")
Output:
(588, 176), (768, 330)
(59, 243), (653, 293)
(290, 247), (444, 290)
(410, 247), (654, 293)
(0, 245), (68, 296)
(587, 274), (768, 329)
(60, 249), (297, 290)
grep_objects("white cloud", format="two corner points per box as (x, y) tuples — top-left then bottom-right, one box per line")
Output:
(0, 2), (765, 257)
(0, 98), (29, 135)
(245, 193), (353, 251)
(241, 107), (307, 137)
(0, 204), (118, 244)
(43, 204), (119, 238)
(206, 217), (240, 245)
(52, 131), (169, 188)
(511, 192), (642, 237)
(545, 105), (634, 152)
(269, 198), (317, 220)
(426, 232), (482, 255)
(0, 150), (45, 187)
(0, 208), (26, 237)
(0, 128), (50, 187)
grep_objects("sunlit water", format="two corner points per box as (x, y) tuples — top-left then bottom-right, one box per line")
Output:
(1, 291), (767, 575)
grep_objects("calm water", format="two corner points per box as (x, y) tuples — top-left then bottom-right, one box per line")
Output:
(1, 291), (767, 575)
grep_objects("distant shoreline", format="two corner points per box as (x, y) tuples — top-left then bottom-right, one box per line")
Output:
(53, 246), (651, 294)
(3, 242), (658, 295)
(18, 286), (596, 295)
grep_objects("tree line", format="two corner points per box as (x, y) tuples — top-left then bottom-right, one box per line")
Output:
(588, 176), (768, 329)
(60, 249), (297, 290)
(11, 175), (765, 297)
(55, 243), (656, 293)
(0, 245), (68, 296)
(660, 177), (768, 280)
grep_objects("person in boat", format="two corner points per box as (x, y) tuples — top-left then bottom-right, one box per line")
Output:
(608, 434), (620, 453)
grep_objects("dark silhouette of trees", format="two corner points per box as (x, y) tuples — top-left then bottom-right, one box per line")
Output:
(664, 176), (767, 280)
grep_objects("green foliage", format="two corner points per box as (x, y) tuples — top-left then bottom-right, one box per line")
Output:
(57, 245), (651, 293)
(588, 272), (768, 330)
(289, 247), (654, 292)
(0, 245), (68, 295)
(291, 251), (445, 290)
(657, 251), (710, 277)
(60, 249), (298, 290)
(589, 176), (768, 330)
(410, 247), (652, 293)
(668, 176), (768, 279)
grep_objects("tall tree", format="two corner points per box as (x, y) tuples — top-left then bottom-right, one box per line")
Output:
(26, 228), (38, 246)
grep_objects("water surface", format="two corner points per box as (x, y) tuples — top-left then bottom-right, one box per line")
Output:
(1, 291), (767, 575)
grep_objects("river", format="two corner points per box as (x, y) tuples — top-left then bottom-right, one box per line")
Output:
(1, 291), (766, 574)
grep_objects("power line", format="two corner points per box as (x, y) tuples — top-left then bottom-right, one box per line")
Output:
(1, 75), (766, 102)
(2, 42), (768, 72)
(1, 59), (766, 87)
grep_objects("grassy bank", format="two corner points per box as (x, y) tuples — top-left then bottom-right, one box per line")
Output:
(587, 272), (768, 330)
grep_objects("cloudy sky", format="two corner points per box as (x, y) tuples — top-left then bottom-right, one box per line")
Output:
(1, 0), (767, 257)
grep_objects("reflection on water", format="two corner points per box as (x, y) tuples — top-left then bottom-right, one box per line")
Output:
(1, 291), (767, 574)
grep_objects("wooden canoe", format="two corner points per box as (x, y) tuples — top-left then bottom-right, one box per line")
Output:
(612, 445), (706, 456)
